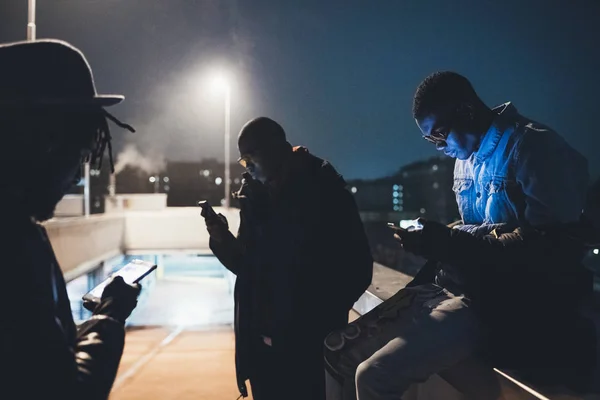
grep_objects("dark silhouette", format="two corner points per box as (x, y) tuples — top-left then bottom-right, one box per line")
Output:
(205, 117), (373, 400)
(0, 40), (140, 400)
(325, 71), (596, 399)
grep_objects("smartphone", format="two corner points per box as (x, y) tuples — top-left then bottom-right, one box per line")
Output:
(198, 200), (218, 219)
(387, 222), (406, 232)
(82, 259), (157, 303)
(388, 219), (423, 232)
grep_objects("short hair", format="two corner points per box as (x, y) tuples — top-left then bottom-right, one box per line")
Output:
(412, 71), (480, 121)
(238, 117), (287, 151)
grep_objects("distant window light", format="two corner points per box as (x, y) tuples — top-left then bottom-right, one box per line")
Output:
(393, 191), (399, 198)
(393, 205), (400, 211)
(164, 185), (170, 192)
(398, 198), (403, 204)
(393, 198), (399, 205)
(420, 208), (426, 214)
(433, 182), (439, 189)
(351, 186), (358, 194)
(393, 184), (399, 191)
(399, 184), (403, 190)
(398, 192), (403, 198)
(202, 170), (211, 177)
(149, 176), (156, 183)
(215, 177), (223, 185)
(398, 206), (403, 211)
(432, 164), (438, 171)
(163, 177), (170, 183)
(594, 249), (599, 255)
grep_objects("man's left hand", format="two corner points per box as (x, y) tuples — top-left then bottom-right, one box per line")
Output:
(391, 219), (426, 255)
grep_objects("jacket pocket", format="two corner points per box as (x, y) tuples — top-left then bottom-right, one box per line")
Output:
(452, 178), (473, 221)
(483, 178), (516, 224)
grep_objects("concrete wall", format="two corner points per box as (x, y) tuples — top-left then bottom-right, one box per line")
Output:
(44, 214), (125, 281)
(45, 206), (240, 280)
(54, 194), (84, 217)
(105, 193), (168, 213)
(122, 207), (240, 251)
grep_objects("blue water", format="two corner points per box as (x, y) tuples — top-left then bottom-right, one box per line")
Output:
(66, 254), (227, 324)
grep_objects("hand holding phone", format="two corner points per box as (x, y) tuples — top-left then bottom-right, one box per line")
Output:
(199, 200), (230, 242)
(198, 200), (218, 219)
(388, 220), (425, 255)
(82, 260), (155, 304)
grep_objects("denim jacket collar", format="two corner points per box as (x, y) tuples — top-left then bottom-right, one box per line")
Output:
(474, 102), (517, 162)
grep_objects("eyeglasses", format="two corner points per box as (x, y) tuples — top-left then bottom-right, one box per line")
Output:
(237, 156), (249, 168)
(422, 128), (448, 145)
(237, 155), (255, 169)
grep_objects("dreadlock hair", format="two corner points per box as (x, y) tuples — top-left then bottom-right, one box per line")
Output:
(0, 105), (134, 179)
(412, 71), (486, 122)
(95, 109), (135, 172)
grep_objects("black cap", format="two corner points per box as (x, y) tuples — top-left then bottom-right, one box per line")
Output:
(0, 39), (124, 107)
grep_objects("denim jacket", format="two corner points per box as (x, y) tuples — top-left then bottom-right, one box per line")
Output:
(453, 102), (589, 234)
(437, 102), (589, 290)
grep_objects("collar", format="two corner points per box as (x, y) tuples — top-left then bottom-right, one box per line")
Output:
(473, 102), (518, 162)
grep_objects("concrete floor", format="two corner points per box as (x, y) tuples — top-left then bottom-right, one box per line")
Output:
(110, 327), (243, 400)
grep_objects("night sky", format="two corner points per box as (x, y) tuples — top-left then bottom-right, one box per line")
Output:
(1, 0), (599, 180)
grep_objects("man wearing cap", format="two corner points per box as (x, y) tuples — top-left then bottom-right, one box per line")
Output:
(205, 117), (373, 400)
(0, 40), (140, 399)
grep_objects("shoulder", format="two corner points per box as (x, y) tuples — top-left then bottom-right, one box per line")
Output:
(511, 114), (568, 160)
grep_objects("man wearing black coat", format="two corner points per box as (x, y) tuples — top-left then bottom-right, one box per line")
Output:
(0, 40), (140, 400)
(206, 117), (373, 400)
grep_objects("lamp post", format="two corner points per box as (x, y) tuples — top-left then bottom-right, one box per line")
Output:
(210, 72), (232, 209)
(27, 0), (36, 41)
(224, 83), (231, 209)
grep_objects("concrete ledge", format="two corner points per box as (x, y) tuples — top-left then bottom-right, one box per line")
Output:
(45, 207), (240, 278)
(45, 214), (125, 276)
(122, 207), (240, 251)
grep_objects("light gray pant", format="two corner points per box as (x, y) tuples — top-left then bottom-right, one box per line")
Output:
(328, 284), (487, 400)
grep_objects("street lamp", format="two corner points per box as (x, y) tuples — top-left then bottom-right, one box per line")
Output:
(210, 72), (231, 209)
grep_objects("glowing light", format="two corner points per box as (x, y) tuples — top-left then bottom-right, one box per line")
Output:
(149, 176), (156, 183)
(215, 177), (223, 185)
(351, 187), (358, 194)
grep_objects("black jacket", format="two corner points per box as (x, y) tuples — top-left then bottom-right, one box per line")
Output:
(210, 147), (373, 398)
(1, 214), (127, 400)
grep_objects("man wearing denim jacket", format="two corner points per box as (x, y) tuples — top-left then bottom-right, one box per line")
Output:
(326, 71), (595, 399)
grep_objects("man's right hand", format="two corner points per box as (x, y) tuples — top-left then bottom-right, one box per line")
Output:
(91, 276), (141, 323)
(205, 213), (230, 243)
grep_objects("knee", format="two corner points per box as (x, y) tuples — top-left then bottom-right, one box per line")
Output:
(355, 357), (382, 392)
(356, 357), (412, 397)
